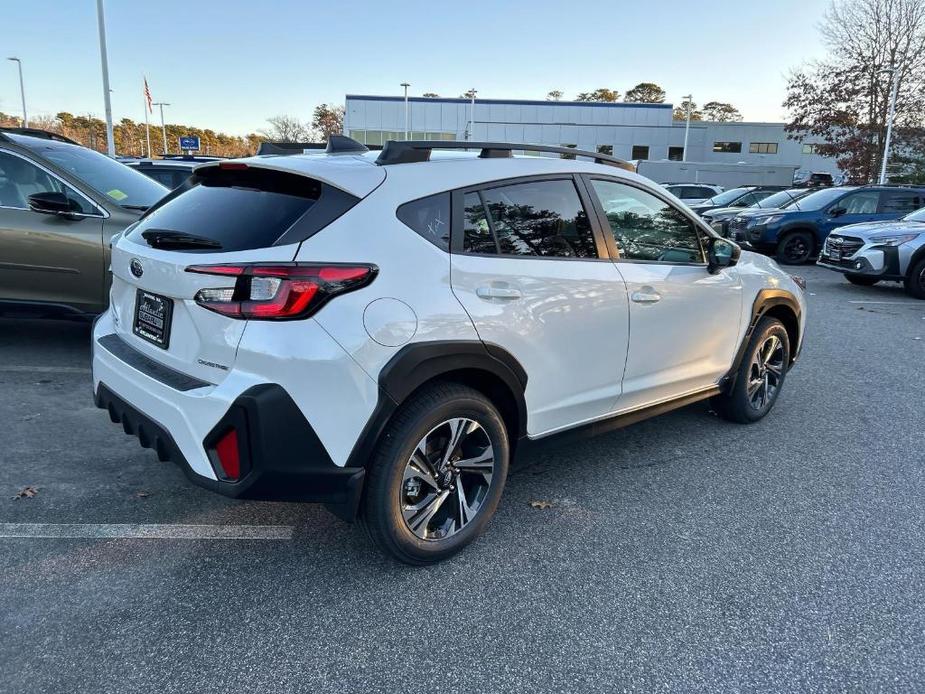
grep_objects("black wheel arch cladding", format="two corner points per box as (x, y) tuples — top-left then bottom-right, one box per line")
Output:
(345, 340), (529, 470)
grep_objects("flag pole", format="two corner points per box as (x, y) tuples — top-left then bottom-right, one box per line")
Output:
(143, 77), (152, 158)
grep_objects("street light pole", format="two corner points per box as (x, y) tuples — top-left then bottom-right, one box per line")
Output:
(153, 102), (170, 154)
(6, 58), (27, 127)
(682, 94), (693, 162)
(468, 89), (477, 142)
(879, 65), (900, 185)
(401, 82), (410, 140)
(95, 0), (116, 156)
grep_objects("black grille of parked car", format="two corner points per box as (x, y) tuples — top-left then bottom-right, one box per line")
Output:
(825, 234), (864, 258)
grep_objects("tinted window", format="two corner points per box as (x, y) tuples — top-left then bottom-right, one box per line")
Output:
(462, 192), (496, 254)
(836, 191), (879, 214)
(788, 187), (850, 211)
(476, 179), (597, 258)
(713, 142), (742, 153)
(590, 179), (704, 263)
(881, 191), (924, 213)
(0, 151), (95, 214)
(127, 167), (323, 252)
(631, 145), (649, 160)
(397, 192), (451, 251)
(707, 187), (751, 206)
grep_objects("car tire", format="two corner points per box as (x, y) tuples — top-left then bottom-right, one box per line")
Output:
(361, 382), (510, 565)
(904, 257), (925, 300)
(712, 317), (791, 424)
(845, 273), (880, 286)
(775, 231), (815, 265)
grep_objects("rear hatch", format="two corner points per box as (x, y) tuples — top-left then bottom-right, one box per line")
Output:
(107, 160), (379, 384)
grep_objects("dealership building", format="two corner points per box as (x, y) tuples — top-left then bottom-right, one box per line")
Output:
(344, 94), (836, 176)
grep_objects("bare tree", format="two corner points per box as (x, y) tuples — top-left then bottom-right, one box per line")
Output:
(258, 114), (313, 142)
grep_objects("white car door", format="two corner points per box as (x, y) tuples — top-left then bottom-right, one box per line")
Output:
(450, 176), (630, 436)
(585, 176), (744, 411)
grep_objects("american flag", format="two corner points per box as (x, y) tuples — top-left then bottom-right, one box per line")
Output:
(143, 77), (153, 113)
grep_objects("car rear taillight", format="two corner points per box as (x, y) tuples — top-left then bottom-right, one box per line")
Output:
(186, 263), (378, 320)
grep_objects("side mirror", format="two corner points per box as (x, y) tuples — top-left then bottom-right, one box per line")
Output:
(829, 206), (847, 218)
(707, 237), (740, 274)
(28, 192), (76, 216)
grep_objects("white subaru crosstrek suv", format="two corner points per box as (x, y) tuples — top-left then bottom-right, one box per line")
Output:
(92, 136), (806, 565)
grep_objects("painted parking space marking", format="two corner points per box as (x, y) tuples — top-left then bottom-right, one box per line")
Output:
(0, 523), (293, 540)
(0, 365), (91, 374)
(847, 300), (922, 306)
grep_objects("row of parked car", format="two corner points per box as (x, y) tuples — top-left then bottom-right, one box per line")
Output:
(662, 180), (925, 299)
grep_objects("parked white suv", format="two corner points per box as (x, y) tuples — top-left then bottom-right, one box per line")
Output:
(92, 137), (806, 564)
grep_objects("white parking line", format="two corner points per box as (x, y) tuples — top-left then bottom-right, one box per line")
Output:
(0, 523), (293, 540)
(0, 365), (91, 374)
(848, 300), (923, 306)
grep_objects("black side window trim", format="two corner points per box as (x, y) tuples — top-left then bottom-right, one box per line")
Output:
(581, 173), (715, 266)
(449, 173), (610, 261)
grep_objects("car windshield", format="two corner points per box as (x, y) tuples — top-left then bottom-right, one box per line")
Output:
(903, 207), (925, 222)
(706, 187), (750, 206)
(14, 138), (167, 209)
(787, 187), (850, 211)
(756, 190), (797, 209)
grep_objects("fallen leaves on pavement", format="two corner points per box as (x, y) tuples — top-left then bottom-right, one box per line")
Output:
(13, 486), (39, 500)
(529, 500), (553, 509)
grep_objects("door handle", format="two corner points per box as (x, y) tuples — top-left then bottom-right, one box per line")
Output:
(476, 286), (523, 300)
(631, 290), (661, 304)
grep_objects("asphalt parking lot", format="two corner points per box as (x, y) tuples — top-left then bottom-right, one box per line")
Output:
(1, 264), (923, 693)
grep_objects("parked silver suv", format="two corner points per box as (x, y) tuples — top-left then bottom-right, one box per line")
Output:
(817, 205), (925, 298)
(0, 128), (167, 318)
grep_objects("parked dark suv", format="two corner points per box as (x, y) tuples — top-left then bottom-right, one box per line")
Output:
(0, 128), (167, 317)
(729, 185), (925, 264)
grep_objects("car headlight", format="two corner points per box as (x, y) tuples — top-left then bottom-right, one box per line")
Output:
(869, 233), (919, 246)
(751, 214), (784, 227)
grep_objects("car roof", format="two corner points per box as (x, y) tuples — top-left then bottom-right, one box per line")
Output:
(198, 150), (651, 199)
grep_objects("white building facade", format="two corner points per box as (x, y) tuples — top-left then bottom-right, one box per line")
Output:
(344, 95), (836, 175)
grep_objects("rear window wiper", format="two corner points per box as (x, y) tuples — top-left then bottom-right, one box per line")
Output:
(141, 229), (222, 250)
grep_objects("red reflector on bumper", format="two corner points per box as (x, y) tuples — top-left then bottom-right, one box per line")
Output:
(214, 428), (240, 480)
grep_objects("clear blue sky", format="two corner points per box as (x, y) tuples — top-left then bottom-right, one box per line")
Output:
(0, 0), (830, 135)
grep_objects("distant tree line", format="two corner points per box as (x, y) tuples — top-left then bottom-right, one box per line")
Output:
(0, 103), (346, 156)
(417, 84), (744, 122)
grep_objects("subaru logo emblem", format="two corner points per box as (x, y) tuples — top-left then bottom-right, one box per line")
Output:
(130, 258), (144, 278)
(832, 237), (844, 246)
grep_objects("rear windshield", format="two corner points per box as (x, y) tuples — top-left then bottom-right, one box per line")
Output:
(126, 166), (338, 252)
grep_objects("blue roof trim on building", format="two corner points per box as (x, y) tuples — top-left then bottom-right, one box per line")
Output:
(346, 94), (673, 110)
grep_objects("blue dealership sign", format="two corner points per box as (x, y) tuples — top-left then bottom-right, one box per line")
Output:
(178, 135), (200, 151)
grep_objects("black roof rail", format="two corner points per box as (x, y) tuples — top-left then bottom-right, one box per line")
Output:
(0, 127), (80, 145)
(375, 140), (636, 171)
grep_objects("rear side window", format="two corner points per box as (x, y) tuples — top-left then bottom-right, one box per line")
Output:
(397, 192), (450, 250)
(882, 191), (924, 213)
(128, 167), (357, 252)
(462, 179), (598, 258)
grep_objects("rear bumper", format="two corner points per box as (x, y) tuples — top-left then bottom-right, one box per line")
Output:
(94, 382), (365, 520)
(91, 310), (376, 521)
